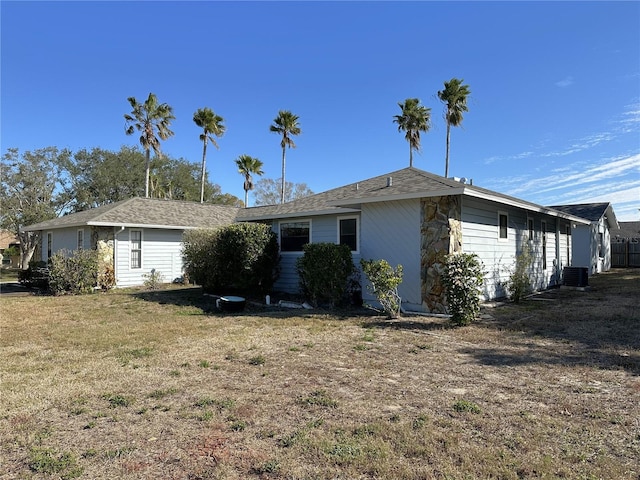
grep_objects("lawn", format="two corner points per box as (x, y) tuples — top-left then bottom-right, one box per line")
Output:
(1, 269), (638, 479)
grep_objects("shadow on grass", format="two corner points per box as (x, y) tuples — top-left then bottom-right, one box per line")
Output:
(467, 268), (640, 374)
(367, 317), (454, 332)
(131, 286), (375, 320)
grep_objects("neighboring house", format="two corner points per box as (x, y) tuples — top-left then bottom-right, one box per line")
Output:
(23, 167), (594, 312)
(549, 203), (619, 275)
(238, 167), (590, 312)
(22, 198), (240, 287)
(0, 230), (20, 267)
(609, 221), (640, 268)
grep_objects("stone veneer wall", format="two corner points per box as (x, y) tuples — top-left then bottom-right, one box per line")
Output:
(420, 195), (462, 313)
(92, 227), (115, 286)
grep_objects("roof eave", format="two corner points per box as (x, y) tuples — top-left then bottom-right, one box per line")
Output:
(464, 189), (591, 224)
(237, 207), (361, 222)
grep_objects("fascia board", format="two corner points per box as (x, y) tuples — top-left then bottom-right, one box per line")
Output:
(88, 221), (193, 230)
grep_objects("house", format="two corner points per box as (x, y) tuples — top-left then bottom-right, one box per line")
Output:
(237, 167), (591, 312)
(0, 230), (20, 267)
(549, 203), (619, 275)
(23, 167), (593, 312)
(609, 221), (640, 268)
(22, 197), (240, 287)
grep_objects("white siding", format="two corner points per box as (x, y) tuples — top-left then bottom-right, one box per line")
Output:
(461, 197), (565, 299)
(272, 215), (362, 294)
(115, 227), (184, 287)
(360, 199), (421, 308)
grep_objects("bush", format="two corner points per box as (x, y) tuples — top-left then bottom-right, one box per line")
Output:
(296, 243), (356, 307)
(143, 269), (165, 290)
(505, 243), (533, 303)
(18, 260), (50, 289)
(360, 258), (403, 318)
(441, 253), (485, 326)
(183, 223), (279, 294)
(49, 249), (99, 295)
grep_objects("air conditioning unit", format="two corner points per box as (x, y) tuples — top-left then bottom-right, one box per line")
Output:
(563, 267), (589, 287)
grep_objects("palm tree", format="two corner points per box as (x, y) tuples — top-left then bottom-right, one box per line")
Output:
(393, 98), (431, 168)
(193, 107), (226, 203)
(234, 154), (264, 207)
(438, 78), (470, 178)
(124, 93), (175, 198)
(270, 110), (301, 204)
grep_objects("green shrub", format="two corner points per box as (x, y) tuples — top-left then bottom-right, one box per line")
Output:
(49, 249), (99, 295)
(182, 223), (279, 294)
(143, 269), (165, 290)
(360, 258), (403, 318)
(505, 243), (534, 303)
(441, 253), (485, 326)
(296, 243), (356, 307)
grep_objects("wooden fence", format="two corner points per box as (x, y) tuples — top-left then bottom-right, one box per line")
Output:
(611, 238), (640, 267)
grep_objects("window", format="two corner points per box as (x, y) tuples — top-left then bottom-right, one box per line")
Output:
(498, 213), (508, 240)
(528, 218), (534, 242)
(338, 217), (358, 252)
(541, 221), (547, 270)
(77, 229), (84, 251)
(280, 221), (310, 252)
(47, 232), (52, 260)
(130, 230), (142, 269)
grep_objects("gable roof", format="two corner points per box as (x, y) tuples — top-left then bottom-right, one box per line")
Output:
(237, 167), (591, 224)
(22, 197), (240, 232)
(549, 203), (619, 229)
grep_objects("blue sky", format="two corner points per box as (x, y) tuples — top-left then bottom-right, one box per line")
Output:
(2, 1), (639, 220)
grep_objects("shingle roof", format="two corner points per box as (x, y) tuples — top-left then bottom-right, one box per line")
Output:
(548, 203), (610, 222)
(548, 202), (619, 229)
(237, 167), (591, 223)
(23, 197), (240, 231)
(611, 221), (640, 239)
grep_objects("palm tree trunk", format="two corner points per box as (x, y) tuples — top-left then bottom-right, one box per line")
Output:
(145, 148), (151, 198)
(445, 121), (451, 178)
(200, 139), (208, 204)
(409, 144), (413, 168)
(281, 146), (286, 204)
(244, 188), (249, 208)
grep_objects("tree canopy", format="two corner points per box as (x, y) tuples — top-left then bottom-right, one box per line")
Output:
(253, 178), (313, 206)
(0, 147), (73, 267)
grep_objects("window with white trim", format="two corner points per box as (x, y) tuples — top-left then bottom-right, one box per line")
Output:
(77, 229), (84, 250)
(279, 221), (310, 252)
(338, 217), (358, 252)
(130, 230), (142, 269)
(498, 212), (508, 240)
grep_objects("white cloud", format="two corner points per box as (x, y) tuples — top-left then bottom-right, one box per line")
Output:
(555, 76), (574, 88)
